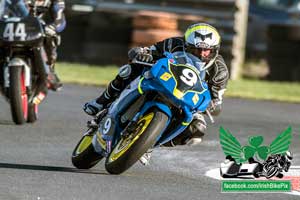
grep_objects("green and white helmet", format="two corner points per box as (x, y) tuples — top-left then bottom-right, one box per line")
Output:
(184, 23), (221, 70)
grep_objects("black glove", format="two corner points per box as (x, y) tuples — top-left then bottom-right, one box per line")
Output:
(208, 99), (222, 116)
(128, 47), (153, 63)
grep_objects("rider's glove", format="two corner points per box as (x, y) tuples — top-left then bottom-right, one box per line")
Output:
(128, 47), (153, 63)
(208, 99), (222, 116)
(44, 24), (57, 37)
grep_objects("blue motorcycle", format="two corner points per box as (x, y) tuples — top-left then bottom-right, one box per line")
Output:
(72, 51), (212, 174)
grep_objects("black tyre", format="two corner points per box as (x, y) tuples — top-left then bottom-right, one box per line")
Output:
(72, 135), (103, 169)
(105, 109), (168, 174)
(27, 103), (38, 123)
(9, 66), (28, 124)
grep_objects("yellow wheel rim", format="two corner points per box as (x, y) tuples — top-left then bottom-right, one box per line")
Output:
(109, 112), (155, 162)
(76, 135), (93, 155)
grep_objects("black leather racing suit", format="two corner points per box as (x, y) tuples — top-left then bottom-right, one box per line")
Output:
(29, 0), (66, 66)
(97, 37), (229, 108)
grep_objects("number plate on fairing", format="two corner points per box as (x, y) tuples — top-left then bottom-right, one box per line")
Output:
(0, 16), (43, 42)
(98, 116), (116, 141)
(2, 22), (27, 41)
(169, 63), (205, 95)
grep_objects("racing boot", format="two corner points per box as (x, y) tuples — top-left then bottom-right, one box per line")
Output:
(83, 80), (122, 115)
(185, 112), (206, 146)
(163, 113), (206, 147)
(83, 64), (134, 115)
(47, 65), (63, 91)
(139, 149), (153, 166)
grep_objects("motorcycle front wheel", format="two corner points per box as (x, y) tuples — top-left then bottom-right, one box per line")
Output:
(105, 109), (168, 174)
(9, 66), (28, 124)
(72, 134), (104, 169)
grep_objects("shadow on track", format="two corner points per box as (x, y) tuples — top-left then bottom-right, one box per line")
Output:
(0, 162), (108, 175)
(0, 120), (14, 125)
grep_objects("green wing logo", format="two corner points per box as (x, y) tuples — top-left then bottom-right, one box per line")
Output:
(219, 127), (245, 164)
(268, 126), (292, 155)
(219, 126), (292, 164)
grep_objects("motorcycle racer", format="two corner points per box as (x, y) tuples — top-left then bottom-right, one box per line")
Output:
(26, 0), (66, 91)
(0, 0), (29, 18)
(83, 23), (229, 163)
(0, 0), (66, 91)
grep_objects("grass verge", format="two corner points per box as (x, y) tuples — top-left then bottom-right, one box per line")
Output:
(57, 63), (300, 103)
(226, 79), (300, 103)
(56, 62), (119, 86)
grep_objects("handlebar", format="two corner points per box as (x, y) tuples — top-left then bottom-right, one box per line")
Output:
(131, 59), (154, 67)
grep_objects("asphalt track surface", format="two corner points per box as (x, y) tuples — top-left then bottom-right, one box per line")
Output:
(0, 84), (299, 200)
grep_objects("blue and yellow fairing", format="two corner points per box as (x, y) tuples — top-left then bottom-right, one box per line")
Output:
(139, 57), (211, 112)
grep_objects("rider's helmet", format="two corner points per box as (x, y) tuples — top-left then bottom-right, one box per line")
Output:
(26, 0), (51, 7)
(184, 23), (221, 70)
(25, 0), (51, 15)
(0, 0), (30, 18)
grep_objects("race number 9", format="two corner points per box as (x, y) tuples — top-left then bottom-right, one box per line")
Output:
(180, 68), (198, 87)
(103, 118), (112, 135)
(3, 23), (27, 41)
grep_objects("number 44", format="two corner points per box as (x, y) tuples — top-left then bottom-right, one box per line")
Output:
(3, 23), (27, 41)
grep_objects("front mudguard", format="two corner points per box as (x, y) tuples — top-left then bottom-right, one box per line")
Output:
(154, 105), (193, 146)
(5, 58), (31, 88)
(137, 101), (193, 146)
(138, 101), (172, 119)
(129, 101), (172, 145)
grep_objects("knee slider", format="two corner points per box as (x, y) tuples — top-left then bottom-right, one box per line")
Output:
(118, 64), (132, 79)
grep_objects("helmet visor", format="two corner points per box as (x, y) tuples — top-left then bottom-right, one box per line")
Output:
(187, 47), (213, 62)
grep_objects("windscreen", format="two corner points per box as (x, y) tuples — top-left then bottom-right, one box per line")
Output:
(172, 51), (206, 79)
(168, 51), (206, 94)
(172, 51), (205, 71)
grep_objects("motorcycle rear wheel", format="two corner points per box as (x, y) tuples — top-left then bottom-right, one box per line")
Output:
(72, 135), (104, 169)
(105, 109), (168, 174)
